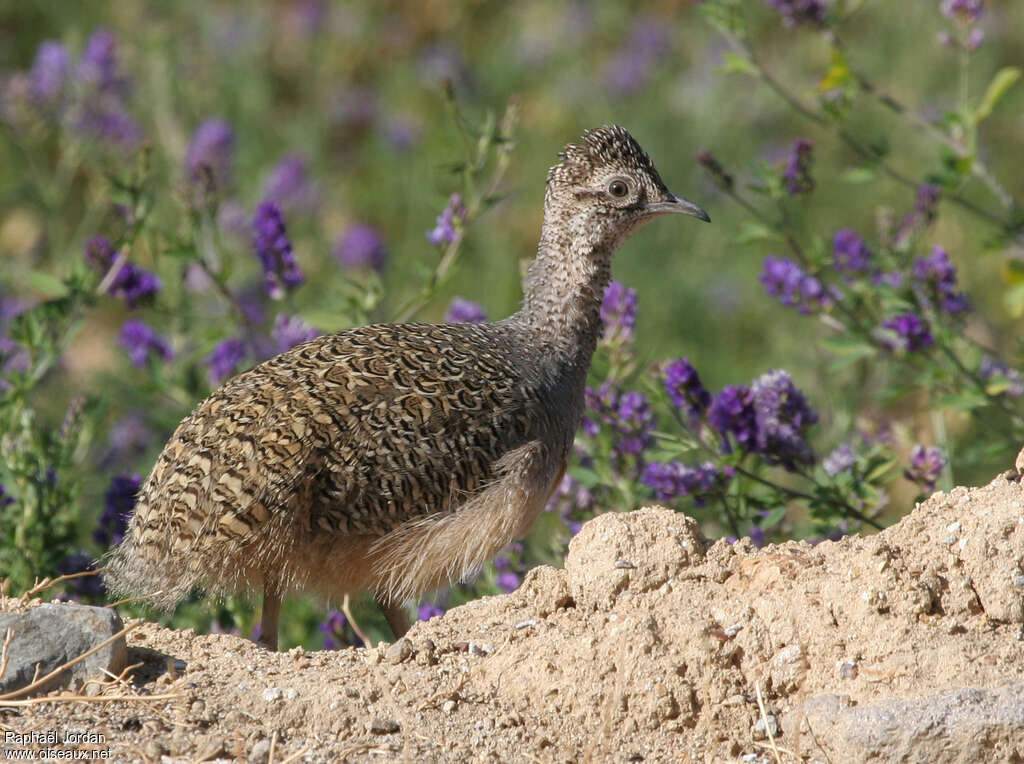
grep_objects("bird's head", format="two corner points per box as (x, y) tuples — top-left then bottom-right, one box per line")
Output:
(545, 125), (709, 249)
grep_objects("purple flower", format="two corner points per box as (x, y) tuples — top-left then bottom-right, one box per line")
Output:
(186, 118), (235, 190)
(750, 369), (818, 471)
(0, 484), (14, 508)
(77, 29), (120, 92)
(585, 383), (656, 457)
(708, 385), (758, 453)
(119, 320), (173, 366)
(695, 149), (734, 191)
(427, 194), (466, 246)
(600, 281), (638, 342)
(641, 460), (731, 505)
(272, 313), (320, 352)
(496, 571), (521, 593)
(85, 236), (161, 308)
(319, 610), (362, 649)
(832, 229), (873, 273)
(57, 552), (104, 600)
(94, 473), (139, 547)
(334, 223), (387, 271)
(904, 445), (946, 492)
(941, 0), (983, 22)
(912, 245), (970, 314)
(29, 41), (70, 105)
(418, 602), (445, 621)
(979, 357), (1024, 397)
(253, 202), (303, 299)
(881, 313), (934, 352)
(760, 256), (839, 314)
(823, 444), (856, 476)
(765, 0), (827, 27)
(664, 358), (711, 419)
(896, 185), (942, 244)
(445, 297), (487, 324)
(603, 16), (670, 96)
(205, 338), (246, 386)
(262, 154), (319, 213)
(783, 138), (814, 195)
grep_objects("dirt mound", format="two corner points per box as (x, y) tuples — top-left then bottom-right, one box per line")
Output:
(4, 472), (1024, 762)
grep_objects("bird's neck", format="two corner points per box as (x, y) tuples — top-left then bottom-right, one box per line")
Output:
(514, 212), (613, 371)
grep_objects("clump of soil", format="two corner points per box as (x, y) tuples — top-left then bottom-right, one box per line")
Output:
(3, 470), (1024, 762)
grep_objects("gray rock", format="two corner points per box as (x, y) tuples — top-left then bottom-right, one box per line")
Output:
(0, 603), (127, 696)
(792, 684), (1024, 762)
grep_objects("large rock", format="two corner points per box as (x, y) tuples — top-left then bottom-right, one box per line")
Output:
(793, 684), (1024, 762)
(0, 602), (127, 696)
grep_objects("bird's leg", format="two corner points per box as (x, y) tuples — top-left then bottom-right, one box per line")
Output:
(258, 577), (281, 651)
(376, 596), (410, 640)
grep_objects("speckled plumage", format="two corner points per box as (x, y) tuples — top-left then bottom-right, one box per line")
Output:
(103, 126), (709, 649)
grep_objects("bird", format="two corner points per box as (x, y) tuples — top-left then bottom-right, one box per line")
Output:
(103, 125), (710, 650)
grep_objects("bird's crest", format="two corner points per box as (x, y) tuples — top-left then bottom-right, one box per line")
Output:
(547, 125), (663, 188)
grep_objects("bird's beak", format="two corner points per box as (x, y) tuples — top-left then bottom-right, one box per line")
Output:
(645, 193), (711, 222)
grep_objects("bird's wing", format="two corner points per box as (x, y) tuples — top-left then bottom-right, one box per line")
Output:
(295, 322), (543, 536)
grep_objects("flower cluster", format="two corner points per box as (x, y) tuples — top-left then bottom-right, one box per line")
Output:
(445, 297), (487, 324)
(418, 602), (445, 621)
(979, 357), (1024, 397)
(760, 256), (839, 314)
(822, 444), (855, 476)
(72, 29), (142, 147)
(750, 369), (819, 470)
(94, 473), (139, 548)
(695, 149), (734, 191)
(881, 313), (934, 352)
(832, 229), (873, 273)
(205, 337), (246, 386)
(904, 445), (946, 492)
(782, 138), (814, 195)
(765, 0), (827, 28)
(939, 0), (985, 49)
(600, 281), (638, 343)
(427, 193), (466, 246)
(185, 118), (235, 190)
(262, 154), (319, 214)
(272, 313), (320, 352)
(641, 460), (731, 505)
(603, 16), (670, 97)
(252, 202), (303, 299)
(584, 383), (656, 457)
(84, 235), (161, 308)
(319, 610), (362, 649)
(912, 246), (969, 315)
(119, 320), (173, 367)
(663, 358), (711, 420)
(334, 223), (387, 271)
(895, 185), (941, 244)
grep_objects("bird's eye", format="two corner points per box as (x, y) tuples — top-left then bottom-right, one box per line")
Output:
(607, 179), (630, 198)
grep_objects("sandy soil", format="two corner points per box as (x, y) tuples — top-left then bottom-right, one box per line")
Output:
(3, 468), (1024, 762)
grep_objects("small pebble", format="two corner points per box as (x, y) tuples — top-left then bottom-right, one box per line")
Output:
(366, 718), (400, 735)
(262, 687), (282, 702)
(752, 714), (779, 739)
(614, 560), (635, 569)
(724, 624), (743, 638)
(442, 699), (457, 714)
(386, 638), (413, 665)
(515, 619), (537, 630)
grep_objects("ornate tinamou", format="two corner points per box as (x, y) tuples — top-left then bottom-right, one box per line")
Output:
(104, 126), (710, 649)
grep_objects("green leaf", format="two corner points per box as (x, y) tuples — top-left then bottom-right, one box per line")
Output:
(23, 270), (69, 298)
(761, 506), (787, 528)
(719, 51), (758, 78)
(933, 390), (988, 412)
(840, 167), (876, 184)
(568, 466), (602, 489)
(973, 67), (1022, 125)
(1005, 282), (1024, 318)
(821, 335), (876, 358)
(864, 458), (896, 483)
(734, 221), (776, 244)
(1003, 259), (1024, 286)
